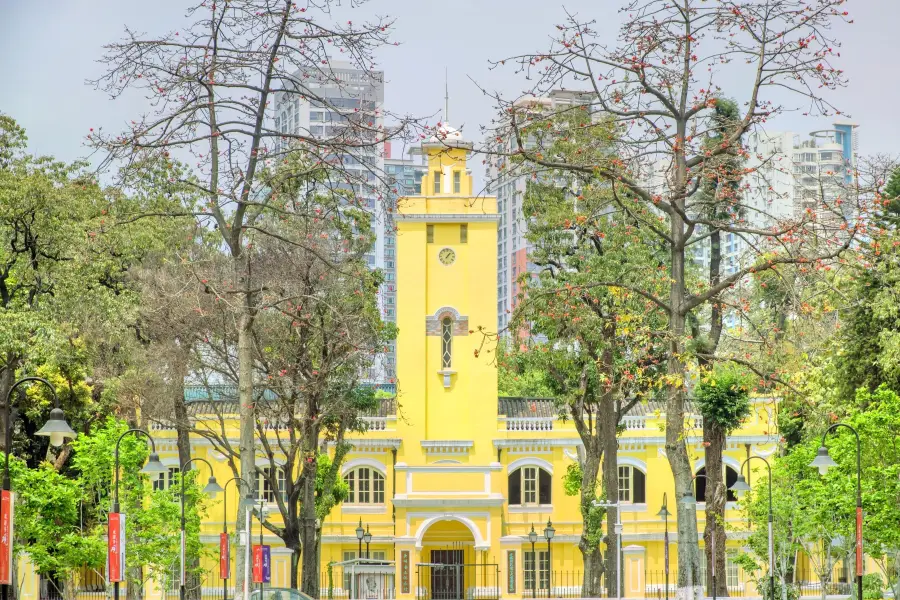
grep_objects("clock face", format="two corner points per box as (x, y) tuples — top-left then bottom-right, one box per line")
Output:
(438, 247), (456, 265)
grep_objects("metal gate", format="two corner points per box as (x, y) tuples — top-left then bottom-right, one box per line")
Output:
(416, 559), (500, 600)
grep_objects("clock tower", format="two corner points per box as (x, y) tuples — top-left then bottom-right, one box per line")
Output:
(394, 124), (499, 465)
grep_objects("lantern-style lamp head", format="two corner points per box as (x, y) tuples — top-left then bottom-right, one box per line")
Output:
(203, 475), (224, 497)
(544, 519), (555, 541)
(140, 451), (168, 475)
(730, 474), (752, 497)
(35, 408), (77, 447)
(810, 446), (838, 475)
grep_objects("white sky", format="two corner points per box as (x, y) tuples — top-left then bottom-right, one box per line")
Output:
(1, 0), (897, 172)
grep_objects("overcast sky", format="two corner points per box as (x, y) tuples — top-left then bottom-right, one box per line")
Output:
(2, 0), (898, 170)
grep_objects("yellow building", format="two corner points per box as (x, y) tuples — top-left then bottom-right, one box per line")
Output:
(52, 125), (790, 600)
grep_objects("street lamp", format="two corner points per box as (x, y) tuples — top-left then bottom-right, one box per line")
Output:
(113, 429), (167, 600)
(221, 477), (254, 600)
(731, 457), (775, 600)
(544, 519), (555, 598)
(681, 473), (716, 600)
(356, 519), (365, 559)
(1, 377), (76, 600)
(363, 525), (372, 559)
(809, 423), (863, 600)
(179, 458), (224, 600)
(657, 494), (671, 600)
(528, 524), (538, 599)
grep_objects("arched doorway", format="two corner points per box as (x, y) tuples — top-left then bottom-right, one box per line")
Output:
(415, 518), (498, 600)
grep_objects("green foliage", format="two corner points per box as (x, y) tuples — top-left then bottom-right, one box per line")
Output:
(315, 453), (349, 522)
(563, 463), (582, 497)
(693, 363), (752, 432)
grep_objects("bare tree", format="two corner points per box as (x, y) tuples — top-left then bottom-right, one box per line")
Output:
(88, 2), (419, 593)
(482, 1), (867, 597)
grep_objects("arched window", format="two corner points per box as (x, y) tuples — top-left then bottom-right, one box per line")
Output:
(508, 467), (551, 506)
(344, 467), (385, 504)
(617, 465), (646, 504)
(695, 466), (739, 502)
(441, 317), (453, 369)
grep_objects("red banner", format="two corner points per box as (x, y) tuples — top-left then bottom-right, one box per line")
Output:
(108, 512), (125, 583)
(0, 491), (14, 585)
(220, 533), (230, 580)
(856, 506), (864, 576)
(252, 545), (263, 583)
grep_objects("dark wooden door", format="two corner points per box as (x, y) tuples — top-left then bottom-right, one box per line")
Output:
(430, 550), (464, 600)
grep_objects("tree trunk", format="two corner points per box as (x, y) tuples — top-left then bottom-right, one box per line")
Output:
(0, 359), (17, 454)
(669, 209), (701, 600)
(173, 356), (201, 600)
(232, 245), (257, 600)
(577, 443), (605, 597)
(703, 421), (729, 598)
(289, 542), (302, 590)
(601, 407), (620, 599)
(300, 450), (319, 595)
(236, 264), (257, 600)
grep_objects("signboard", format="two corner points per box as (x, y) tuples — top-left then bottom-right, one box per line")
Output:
(507, 551), (516, 594)
(219, 533), (230, 580)
(252, 545), (271, 584)
(856, 506), (864, 576)
(400, 551), (410, 594)
(107, 512), (126, 583)
(252, 545), (263, 583)
(262, 545), (271, 583)
(0, 491), (14, 585)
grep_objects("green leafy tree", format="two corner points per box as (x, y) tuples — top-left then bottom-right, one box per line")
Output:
(507, 111), (669, 595)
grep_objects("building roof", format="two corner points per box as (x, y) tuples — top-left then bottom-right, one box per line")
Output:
(182, 384), (396, 417)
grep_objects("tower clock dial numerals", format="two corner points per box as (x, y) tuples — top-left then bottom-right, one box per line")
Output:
(438, 247), (456, 265)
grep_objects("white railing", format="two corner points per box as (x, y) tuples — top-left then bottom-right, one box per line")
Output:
(622, 416), (647, 430)
(504, 417), (554, 431)
(363, 416), (388, 431)
(467, 587), (502, 599)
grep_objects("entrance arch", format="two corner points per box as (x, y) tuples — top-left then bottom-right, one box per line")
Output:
(414, 515), (485, 549)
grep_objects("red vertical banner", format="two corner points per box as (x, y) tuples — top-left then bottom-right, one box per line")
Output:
(219, 533), (230, 580)
(108, 512), (124, 583)
(252, 545), (263, 583)
(0, 491), (14, 585)
(856, 506), (864, 576)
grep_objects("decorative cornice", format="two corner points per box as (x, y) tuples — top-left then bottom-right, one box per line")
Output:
(393, 497), (505, 508)
(326, 438), (401, 451)
(420, 440), (473, 455)
(394, 214), (500, 222)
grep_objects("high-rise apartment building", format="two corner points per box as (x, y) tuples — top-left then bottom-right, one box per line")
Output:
(485, 91), (592, 335)
(382, 144), (428, 384)
(272, 62), (392, 384)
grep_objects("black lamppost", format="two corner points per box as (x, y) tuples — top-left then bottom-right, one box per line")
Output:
(356, 519), (365, 559)
(528, 524), (538, 599)
(363, 525), (372, 559)
(113, 429), (167, 600)
(221, 477), (254, 600)
(810, 423), (863, 600)
(1, 377), (76, 600)
(657, 494), (671, 600)
(731, 457), (774, 600)
(179, 458), (223, 600)
(544, 519), (555, 598)
(681, 473), (715, 600)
